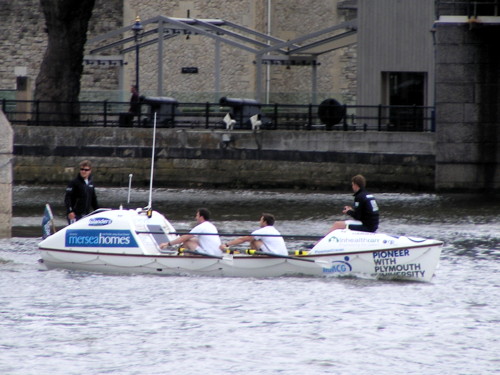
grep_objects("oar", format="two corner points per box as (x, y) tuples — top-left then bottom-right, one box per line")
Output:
(168, 231), (323, 240)
(246, 249), (331, 267)
(136, 230), (323, 240)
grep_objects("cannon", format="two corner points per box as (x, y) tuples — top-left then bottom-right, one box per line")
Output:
(318, 98), (346, 130)
(142, 96), (179, 127)
(219, 97), (264, 129)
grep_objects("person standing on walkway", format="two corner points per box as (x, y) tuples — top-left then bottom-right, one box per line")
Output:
(128, 85), (140, 115)
(64, 160), (99, 224)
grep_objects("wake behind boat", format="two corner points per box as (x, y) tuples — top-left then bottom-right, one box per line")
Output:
(38, 207), (443, 282)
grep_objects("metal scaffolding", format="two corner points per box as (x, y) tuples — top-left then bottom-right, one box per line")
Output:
(86, 16), (357, 103)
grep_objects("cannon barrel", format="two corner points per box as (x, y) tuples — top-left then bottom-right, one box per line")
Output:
(142, 96), (179, 128)
(219, 97), (264, 129)
(142, 96), (178, 106)
(219, 96), (261, 107)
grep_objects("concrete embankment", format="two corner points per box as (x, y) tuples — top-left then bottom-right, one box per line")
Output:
(0, 112), (13, 237)
(13, 125), (436, 191)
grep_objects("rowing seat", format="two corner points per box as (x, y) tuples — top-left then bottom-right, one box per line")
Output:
(146, 224), (170, 249)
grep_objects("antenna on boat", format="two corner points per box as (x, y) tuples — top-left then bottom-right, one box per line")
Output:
(146, 112), (157, 217)
(127, 173), (133, 204)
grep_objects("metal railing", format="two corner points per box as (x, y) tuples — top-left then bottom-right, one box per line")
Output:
(436, 0), (500, 18)
(1, 98), (436, 132)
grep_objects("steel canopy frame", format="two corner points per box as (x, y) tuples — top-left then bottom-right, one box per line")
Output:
(86, 16), (357, 102)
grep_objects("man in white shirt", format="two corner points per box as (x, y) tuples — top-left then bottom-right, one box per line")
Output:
(221, 213), (288, 256)
(161, 208), (222, 256)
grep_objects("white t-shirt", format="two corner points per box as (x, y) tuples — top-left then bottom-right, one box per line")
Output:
(190, 221), (222, 256)
(251, 226), (288, 255)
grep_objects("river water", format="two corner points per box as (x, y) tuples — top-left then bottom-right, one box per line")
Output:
(1, 186), (499, 375)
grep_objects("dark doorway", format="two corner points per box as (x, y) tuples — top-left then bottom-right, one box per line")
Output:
(384, 72), (426, 130)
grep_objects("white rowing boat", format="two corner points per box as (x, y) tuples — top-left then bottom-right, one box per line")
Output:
(38, 207), (443, 282)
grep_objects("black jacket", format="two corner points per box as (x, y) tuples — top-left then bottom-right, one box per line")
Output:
(347, 188), (379, 231)
(64, 174), (99, 219)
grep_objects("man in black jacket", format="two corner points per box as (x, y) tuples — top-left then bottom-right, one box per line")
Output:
(328, 174), (379, 233)
(64, 160), (99, 223)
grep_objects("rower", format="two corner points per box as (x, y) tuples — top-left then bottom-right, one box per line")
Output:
(221, 213), (287, 256)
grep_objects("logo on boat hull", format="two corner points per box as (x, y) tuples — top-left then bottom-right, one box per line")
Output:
(322, 256), (352, 274)
(328, 235), (340, 243)
(88, 217), (112, 226)
(65, 229), (138, 248)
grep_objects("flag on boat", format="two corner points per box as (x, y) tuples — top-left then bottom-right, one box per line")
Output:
(42, 203), (55, 239)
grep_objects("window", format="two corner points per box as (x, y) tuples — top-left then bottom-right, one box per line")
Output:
(386, 72), (426, 106)
(383, 72), (427, 131)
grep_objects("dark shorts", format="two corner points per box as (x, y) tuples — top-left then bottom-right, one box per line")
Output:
(347, 223), (377, 233)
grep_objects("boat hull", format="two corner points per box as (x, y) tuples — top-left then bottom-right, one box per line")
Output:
(38, 208), (443, 282)
(39, 244), (442, 282)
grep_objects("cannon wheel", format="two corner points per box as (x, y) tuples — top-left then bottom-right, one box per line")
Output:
(318, 98), (345, 130)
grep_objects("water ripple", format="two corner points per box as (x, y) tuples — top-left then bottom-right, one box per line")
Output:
(1, 188), (499, 374)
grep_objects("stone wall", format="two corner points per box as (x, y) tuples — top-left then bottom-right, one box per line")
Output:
(0, 0), (357, 104)
(81, 0), (124, 92)
(261, 0), (357, 104)
(124, 0), (357, 103)
(435, 23), (500, 191)
(0, 0), (123, 94)
(13, 125), (436, 191)
(0, 0), (46, 91)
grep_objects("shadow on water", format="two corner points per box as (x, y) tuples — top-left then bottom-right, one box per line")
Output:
(11, 185), (499, 258)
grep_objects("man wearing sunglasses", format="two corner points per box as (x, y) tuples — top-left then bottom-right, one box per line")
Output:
(64, 160), (99, 224)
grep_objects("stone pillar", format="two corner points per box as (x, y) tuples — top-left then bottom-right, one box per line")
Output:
(0, 110), (13, 237)
(435, 22), (500, 191)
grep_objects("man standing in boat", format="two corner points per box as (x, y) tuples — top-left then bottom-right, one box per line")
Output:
(160, 208), (222, 256)
(221, 213), (288, 256)
(328, 174), (379, 233)
(64, 160), (99, 224)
